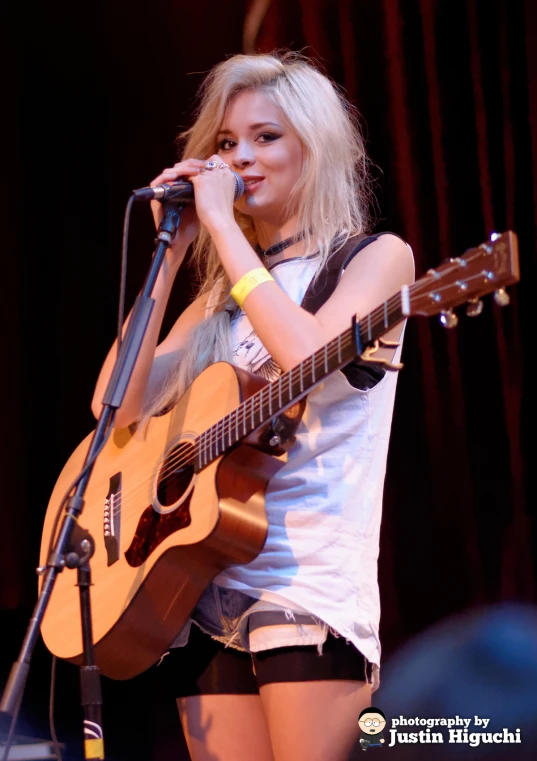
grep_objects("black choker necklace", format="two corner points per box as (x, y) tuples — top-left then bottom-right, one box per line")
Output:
(256, 232), (305, 259)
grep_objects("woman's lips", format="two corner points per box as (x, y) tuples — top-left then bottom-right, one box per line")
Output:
(243, 177), (264, 192)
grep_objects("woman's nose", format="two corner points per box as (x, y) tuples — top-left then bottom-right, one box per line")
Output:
(232, 142), (255, 168)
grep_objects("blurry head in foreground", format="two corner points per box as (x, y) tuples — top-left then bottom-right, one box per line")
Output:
(367, 603), (537, 760)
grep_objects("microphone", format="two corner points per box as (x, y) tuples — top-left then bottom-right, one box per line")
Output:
(132, 172), (245, 203)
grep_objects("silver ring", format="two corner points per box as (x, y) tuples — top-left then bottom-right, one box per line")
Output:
(204, 160), (218, 170)
(218, 162), (229, 169)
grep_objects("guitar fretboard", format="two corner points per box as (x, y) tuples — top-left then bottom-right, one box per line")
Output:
(195, 292), (406, 469)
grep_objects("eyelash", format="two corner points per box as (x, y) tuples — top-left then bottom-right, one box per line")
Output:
(218, 133), (279, 151)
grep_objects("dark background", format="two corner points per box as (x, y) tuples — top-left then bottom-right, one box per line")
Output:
(3, 0), (536, 759)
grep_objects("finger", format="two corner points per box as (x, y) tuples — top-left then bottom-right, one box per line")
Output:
(202, 154), (230, 171)
(150, 168), (200, 187)
(150, 159), (206, 187)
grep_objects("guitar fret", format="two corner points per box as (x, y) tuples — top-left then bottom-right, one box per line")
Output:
(278, 377), (282, 409)
(288, 368), (293, 401)
(212, 422), (217, 460)
(299, 361), (304, 392)
(206, 429), (211, 465)
(235, 409), (239, 444)
(208, 427), (213, 461)
(243, 403), (247, 437)
(311, 358), (316, 383)
(384, 300), (388, 328)
(337, 334), (342, 364)
(259, 388), (264, 426)
(251, 398), (255, 431)
(324, 344), (328, 374)
(268, 386), (272, 417)
(220, 419), (225, 455)
(367, 312), (372, 342)
(228, 415), (232, 448)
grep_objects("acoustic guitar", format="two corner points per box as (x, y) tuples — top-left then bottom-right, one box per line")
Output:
(39, 231), (519, 680)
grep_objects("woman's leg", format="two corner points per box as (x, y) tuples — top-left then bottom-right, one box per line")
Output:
(259, 679), (370, 761)
(168, 625), (274, 761)
(177, 694), (274, 761)
(169, 604), (372, 760)
(251, 630), (373, 761)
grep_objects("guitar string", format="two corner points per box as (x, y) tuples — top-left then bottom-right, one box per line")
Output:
(139, 256), (481, 485)
(107, 260), (491, 518)
(191, 254), (493, 472)
(107, 260), (492, 518)
(105, 323), (371, 522)
(106, 333), (357, 520)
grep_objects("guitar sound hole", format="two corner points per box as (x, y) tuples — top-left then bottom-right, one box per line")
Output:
(157, 441), (195, 507)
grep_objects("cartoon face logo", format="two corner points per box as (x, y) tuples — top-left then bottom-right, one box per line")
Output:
(358, 708), (386, 750)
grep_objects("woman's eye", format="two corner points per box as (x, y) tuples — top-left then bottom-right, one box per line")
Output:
(218, 139), (235, 151)
(258, 133), (279, 143)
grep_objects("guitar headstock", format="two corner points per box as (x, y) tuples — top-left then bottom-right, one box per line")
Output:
(405, 231), (520, 322)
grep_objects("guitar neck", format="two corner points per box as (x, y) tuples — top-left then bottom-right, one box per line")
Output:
(196, 289), (407, 469)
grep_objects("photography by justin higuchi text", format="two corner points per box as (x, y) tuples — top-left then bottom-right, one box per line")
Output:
(388, 715), (522, 748)
(356, 708), (525, 751)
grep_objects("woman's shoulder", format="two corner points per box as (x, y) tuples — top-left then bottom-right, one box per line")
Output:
(341, 231), (415, 287)
(341, 230), (412, 263)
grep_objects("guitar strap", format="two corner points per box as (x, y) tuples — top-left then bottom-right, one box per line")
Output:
(300, 232), (399, 390)
(300, 232), (396, 314)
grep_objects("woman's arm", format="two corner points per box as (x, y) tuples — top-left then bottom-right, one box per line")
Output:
(209, 223), (414, 370)
(90, 282), (208, 428)
(91, 159), (208, 428)
(192, 160), (415, 370)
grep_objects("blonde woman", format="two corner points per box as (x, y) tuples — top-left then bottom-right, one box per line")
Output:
(92, 52), (414, 761)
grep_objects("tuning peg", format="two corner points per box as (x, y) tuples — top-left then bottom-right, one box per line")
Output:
(440, 309), (458, 328)
(466, 298), (484, 317)
(490, 231), (501, 241)
(493, 288), (510, 307)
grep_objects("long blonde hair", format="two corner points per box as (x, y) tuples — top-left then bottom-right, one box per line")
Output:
(142, 51), (373, 421)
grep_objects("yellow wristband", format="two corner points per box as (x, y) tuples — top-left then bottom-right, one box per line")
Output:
(230, 268), (275, 308)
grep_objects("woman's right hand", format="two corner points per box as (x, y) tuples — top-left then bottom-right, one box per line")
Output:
(150, 158), (207, 266)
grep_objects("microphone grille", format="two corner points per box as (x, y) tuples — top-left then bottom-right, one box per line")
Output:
(232, 171), (245, 201)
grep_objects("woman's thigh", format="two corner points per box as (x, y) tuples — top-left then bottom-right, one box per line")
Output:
(176, 681), (370, 761)
(177, 694), (274, 761)
(259, 679), (371, 761)
(168, 600), (373, 760)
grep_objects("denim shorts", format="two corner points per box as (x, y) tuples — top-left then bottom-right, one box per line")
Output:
(171, 583), (333, 653)
(160, 583), (373, 696)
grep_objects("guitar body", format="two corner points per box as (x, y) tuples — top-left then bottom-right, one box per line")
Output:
(40, 362), (286, 680)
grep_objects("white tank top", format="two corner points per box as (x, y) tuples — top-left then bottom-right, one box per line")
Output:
(211, 255), (404, 669)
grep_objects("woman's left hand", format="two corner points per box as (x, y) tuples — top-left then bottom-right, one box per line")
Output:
(190, 154), (239, 232)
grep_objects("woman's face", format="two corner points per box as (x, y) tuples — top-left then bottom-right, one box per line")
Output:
(217, 89), (304, 227)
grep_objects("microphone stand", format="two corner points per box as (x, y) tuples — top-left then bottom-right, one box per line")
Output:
(0, 200), (186, 761)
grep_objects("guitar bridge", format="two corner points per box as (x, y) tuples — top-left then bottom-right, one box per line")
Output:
(104, 473), (121, 566)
